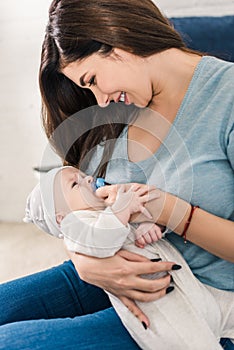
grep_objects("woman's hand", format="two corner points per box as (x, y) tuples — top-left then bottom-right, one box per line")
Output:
(69, 249), (177, 327)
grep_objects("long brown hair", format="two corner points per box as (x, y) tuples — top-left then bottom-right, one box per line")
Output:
(39, 0), (195, 175)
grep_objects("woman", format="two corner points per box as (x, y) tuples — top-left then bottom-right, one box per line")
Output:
(0, 0), (233, 349)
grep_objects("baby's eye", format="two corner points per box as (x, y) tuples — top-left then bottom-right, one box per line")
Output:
(88, 76), (96, 87)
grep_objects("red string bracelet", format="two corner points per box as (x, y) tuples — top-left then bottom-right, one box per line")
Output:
(181, 205), (199, 243)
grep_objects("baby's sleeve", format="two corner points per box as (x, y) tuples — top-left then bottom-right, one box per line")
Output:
(60, 208), (130, 258)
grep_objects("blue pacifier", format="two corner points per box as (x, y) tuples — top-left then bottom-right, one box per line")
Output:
(94, 177), (111, 190)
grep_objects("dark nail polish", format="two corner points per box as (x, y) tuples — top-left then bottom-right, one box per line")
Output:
(142, 321), (147, 330)
(166, 286), (174, 294)
(150, 258), (162, 262)
(172, 264), (182, 270)
(170, 275), (174, 283)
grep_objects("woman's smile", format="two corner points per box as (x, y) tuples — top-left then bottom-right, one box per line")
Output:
(62, 49), (153, 109)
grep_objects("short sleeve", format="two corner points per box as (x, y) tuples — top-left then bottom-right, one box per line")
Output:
(227, 126), (234, 170)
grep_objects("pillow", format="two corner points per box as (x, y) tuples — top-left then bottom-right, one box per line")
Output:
(171, 16), (234, 62)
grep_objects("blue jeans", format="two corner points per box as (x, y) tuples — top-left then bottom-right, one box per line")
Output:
(220, 339), (234, 350)
(0, 260), (232, 349)
(0, 260), (139, 350)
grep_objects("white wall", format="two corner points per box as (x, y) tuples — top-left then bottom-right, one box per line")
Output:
(0, 0), (60, 222)
(1, 0), (234, 222)
(155, 0), (234, 17)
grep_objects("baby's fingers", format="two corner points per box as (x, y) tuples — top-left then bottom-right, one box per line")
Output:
(133, 185), (156, 196)
(145, 224), (163, 243)
(119, 296), (150, 329)
(140, 190), (161, 203)
(139, 205), (153, 219)
(144, 231), (157, 244)
(117, 184), (126, 193)
(154, 225), (163, 240)
(135, 237), (146, 248)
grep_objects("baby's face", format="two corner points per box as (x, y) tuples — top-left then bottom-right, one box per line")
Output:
(54, 167), (104, 218)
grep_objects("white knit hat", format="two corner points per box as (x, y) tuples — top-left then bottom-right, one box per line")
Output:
(23, 166), (70, 238)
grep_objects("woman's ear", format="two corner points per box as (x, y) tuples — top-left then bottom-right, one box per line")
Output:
(56, 212), (65, 225)
(111, 48), (140, 62)
(111, 48), (130, 60)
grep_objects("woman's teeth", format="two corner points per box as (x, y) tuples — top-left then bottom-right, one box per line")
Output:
(119, 92), (125, 102)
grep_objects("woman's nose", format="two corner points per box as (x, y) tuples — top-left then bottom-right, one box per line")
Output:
(94, 90), (110, 108)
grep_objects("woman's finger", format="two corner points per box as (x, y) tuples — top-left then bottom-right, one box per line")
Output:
(117, 250), (178, 275)
(133, 260), (177, 275)
(116, 249), (149, 262)
(119, 296), (150, 328)
(113, 266), (172, 293)
(123, 282), (173, 302)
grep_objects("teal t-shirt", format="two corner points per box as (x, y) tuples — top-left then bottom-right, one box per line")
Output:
(87, 56), (234, 291)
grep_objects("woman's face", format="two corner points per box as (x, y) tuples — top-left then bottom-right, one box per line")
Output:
(62, 48), (153, 108)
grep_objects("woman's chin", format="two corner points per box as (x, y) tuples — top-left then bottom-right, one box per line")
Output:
(134, 102), (148, 108)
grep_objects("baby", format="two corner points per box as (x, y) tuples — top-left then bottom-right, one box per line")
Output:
(24, 166), (162, 258)
(24, 166), (232, 350)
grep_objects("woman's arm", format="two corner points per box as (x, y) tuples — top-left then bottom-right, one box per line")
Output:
(136, 190), (234, 262)
(66, 183), (233, 261)
(181, 206), (234, 262)
(69, 249), (176, 327)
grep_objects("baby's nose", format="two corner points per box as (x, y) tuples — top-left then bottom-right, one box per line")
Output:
(85, 175), (93, 184)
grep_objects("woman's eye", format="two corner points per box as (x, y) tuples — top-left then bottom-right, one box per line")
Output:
(88, 76), (96, 86)
(72, 181), (77, 188)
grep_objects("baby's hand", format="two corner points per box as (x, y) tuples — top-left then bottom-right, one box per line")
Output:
(96, 183), (157, 207)
(112, 184), (159, 223)
(135, 222), (163, 248)
(116, 185), (153, 217)
(95, 184), (118, 205)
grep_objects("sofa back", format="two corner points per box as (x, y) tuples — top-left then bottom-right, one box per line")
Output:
(171, 16), (234, 62)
